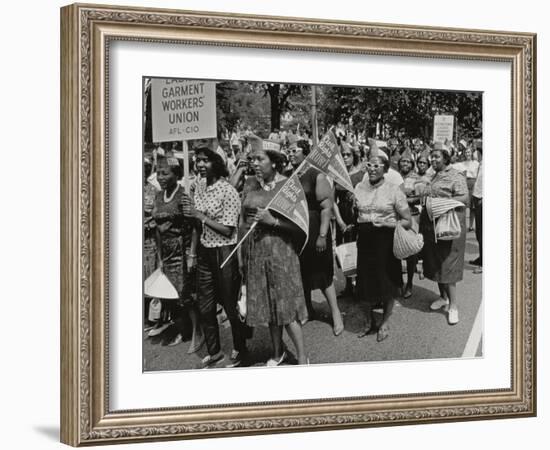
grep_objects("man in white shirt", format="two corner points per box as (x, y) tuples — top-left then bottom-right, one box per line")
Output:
(470, 156), (483, 274)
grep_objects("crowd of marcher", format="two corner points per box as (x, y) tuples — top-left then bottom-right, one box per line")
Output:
(143, 125), (483, 369)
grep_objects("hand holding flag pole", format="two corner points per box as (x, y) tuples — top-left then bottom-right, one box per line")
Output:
(220, 160), (310, 269)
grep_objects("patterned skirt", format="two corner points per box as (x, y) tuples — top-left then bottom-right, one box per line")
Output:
(159, 235), (193, 306)
(243, 226), (308, 327)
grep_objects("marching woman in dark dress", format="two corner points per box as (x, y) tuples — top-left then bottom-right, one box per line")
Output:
(152, 156), (204, 352)
(288, 140), (344, 336)
(239, 145), (309, 366)
(354, 152), (412, 342)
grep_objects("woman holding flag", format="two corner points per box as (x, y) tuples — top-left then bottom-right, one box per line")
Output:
(239, 138), (309, 366)
(288, 139), (345, 337)
(419, 144), (469, 325)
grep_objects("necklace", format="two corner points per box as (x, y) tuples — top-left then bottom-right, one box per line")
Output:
(163, 184), (180, 203)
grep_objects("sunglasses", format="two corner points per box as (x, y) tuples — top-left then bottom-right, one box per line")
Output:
(366, 163), (383, 170)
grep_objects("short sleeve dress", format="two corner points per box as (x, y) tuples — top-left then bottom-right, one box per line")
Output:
(419, 166), (468, 283)
(240, 178), (308, 326)
(298, 166), (334, 291)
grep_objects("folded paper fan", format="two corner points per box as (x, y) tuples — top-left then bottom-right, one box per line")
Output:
(425, 197), (464, 220)
(144, 268), (179, 299)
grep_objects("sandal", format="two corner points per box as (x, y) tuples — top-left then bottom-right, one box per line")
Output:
(266, 351), (287, 367)
(377, 324), (389, 342)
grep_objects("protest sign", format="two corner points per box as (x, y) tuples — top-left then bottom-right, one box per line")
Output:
(268, 172), (309, 250)
(151, 78), (217, 142)
(433, 115), (454, 144)
(220, 168), (310, 268)
(305, 131), (354, 192)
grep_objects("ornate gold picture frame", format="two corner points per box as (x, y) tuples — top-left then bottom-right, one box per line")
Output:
(60, 3), (536, 446)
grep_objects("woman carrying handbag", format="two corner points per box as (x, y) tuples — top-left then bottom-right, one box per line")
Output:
(419, 144), (469, 325)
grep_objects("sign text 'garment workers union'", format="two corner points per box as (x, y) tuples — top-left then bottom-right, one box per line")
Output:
(151, 78), (217, 142)
(433, 115), (454, 144)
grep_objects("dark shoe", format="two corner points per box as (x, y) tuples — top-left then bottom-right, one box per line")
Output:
(201, 351), (225, 369)
(225, 349), (246, 368)
(357, 325), (376, 338)
(469, 258), (481, 266)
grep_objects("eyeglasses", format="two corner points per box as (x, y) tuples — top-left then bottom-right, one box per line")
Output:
(366, 163), (383, 170)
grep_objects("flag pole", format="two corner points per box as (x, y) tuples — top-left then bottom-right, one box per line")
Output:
(182, 140), (190, 195)
(311, 85), (319, 148)
(219, 159), (309, 269)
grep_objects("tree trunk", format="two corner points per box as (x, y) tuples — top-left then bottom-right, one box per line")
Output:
(268, 84), (281, 131)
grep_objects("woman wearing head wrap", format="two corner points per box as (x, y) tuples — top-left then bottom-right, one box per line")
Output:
(354, 148), (412, 342)
(239, 141), (309, 365)
(419, 144), (469, 325)
(151, 156), (204, 351)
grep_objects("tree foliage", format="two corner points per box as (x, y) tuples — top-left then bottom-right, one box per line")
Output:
(319, 86), (482, 140)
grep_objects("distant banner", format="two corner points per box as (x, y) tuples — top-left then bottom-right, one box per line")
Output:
(151, 78), (217, 142)
(433, 115), (454, 144)
(268, 172), (309, 251)
(305, 131), (354, 193)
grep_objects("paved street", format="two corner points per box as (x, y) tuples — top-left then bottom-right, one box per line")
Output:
(144, 230), (482, 371)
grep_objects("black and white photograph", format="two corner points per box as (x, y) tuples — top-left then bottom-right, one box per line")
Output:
(142, 77), (483, 371)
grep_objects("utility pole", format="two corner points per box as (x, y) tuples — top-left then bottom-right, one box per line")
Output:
(311, 85), (319, 148)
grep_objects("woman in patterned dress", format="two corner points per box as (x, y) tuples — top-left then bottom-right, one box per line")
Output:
(152, 156), (204, 352)
(183, 147), (250, 368)
(419, 146), (469, 325)
(239, 146), (309, 366)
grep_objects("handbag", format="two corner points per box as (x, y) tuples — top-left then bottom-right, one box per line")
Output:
(335, 242), (357, 277)
(434, 209), (461, 241)
(393, 222), (424, 259)
(237, 285), (247, 322)
(144, 268), (179, 299)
